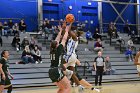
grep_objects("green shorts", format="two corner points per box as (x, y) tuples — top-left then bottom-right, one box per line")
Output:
(49, 67), (64, 82)
(1, 75), (11, 86)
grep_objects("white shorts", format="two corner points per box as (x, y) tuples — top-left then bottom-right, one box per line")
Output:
(65, 53), (77, 67)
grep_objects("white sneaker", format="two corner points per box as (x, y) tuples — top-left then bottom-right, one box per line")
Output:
(93, 88), (100, 92)
(40, 61), (43, 63)
(66, 69), (73, 79)
(78, 85), (84, 93)
(36, 61), (39, 64)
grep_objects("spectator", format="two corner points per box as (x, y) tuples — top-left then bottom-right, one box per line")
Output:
(108, 22), (113, 37)
(125, 20), (131, 36)
(112, 23), (118, 38)
(94, 38), (104, 52)
(8, 19), (14, 35)
(93, 51), (105, 86)
(12, 23), (19, 36)
(19, 19), (26, 32)
(108, 22), (118, 38)
(93, 28), (102, 40)
(0, 22), (3, 36)
(21, 36), (30, 49)
(131, 30), (135, 38)
(21, 46), (35, 64)
(0, 36), (2, 47)
(45, 20), (52, 29)
(125, 47), (133, 62)
(86, 31), (92, 44)
(41, 21), (47, 31)
(3, 21), (9, 36)
(8, 19), (14, 29)
(31, 45), (42, 64)
(127, 38), (134, 48)
(11, 34), (20, 51)
(45, 20), (53, 39)
(104, 56), (115, 75)
(29, 37), (36, 50)
(52, 26), (59, 40)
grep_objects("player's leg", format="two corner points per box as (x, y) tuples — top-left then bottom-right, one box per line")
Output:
(55, 76), (71, 93)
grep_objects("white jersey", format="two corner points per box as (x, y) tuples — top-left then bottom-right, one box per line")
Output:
(66, 38), (78, 56)
(64, 38), (78, 65)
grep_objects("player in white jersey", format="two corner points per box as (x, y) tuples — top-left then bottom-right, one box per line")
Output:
(65, 37), (80, 67)
(64, 31), (100, 92)
(134, 48), (140, 76)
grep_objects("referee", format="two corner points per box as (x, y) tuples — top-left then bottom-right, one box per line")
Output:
(93, 51), (105, 86)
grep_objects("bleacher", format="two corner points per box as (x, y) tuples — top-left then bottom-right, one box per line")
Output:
(0, 32), (139, 88)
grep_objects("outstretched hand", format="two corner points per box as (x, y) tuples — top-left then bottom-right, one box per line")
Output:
(65, 25), (70, 32)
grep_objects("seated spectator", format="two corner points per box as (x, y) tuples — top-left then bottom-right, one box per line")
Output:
(108, 22), (118, 38)
(94, 38), (104, 52)
(21, 45), (35, 64)
(112, 23), (119, 38)
(21, 36), (30, 49)
(0, 36), (2, 47)
(19, 19), (26, 32)
(3, 21), (10, 36)
(12, 23), (19, 35)
(104, 56), (115, 75)
(11, 34), (20, 51)
(31, 45), (42, 64)
(131, 30), (135, 38)
(0, 22), (3, 36)
(8, 19), (14, 35)
(127, 38), (134, 48)
(123, 20), (130, 34)
(86, 30), (92, 44)
(29, 37), (36, 50)
(52, 26), (59, 40)
(125, 47), (133, 62)
(93, 28), (102, 40)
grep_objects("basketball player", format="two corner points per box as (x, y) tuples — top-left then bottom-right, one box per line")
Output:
(64, 30), (100, 92)
(48, 23), (72, 93)
(0, 50), (13, 93)
(134, 48), (140, 76)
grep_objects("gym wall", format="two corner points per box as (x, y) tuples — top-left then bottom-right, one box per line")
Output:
(0, 0), (38, 32)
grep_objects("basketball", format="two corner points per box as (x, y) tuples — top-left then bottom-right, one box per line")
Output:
(66, 14), (75, 23)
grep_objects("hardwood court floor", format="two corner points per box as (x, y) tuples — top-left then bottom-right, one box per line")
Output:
(12, 81), (140, 93)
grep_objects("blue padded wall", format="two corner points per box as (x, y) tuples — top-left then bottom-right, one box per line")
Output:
(102, 0), (136, 33)
(0, 0), (38, 32)
(43, 0), (98, 33)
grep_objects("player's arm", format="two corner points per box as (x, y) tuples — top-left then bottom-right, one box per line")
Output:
(93, 57), (97, 71)
(134, 52), (140, 65)
(0, 64), (5, 80)
(93, 62), (96, 71)
(7, 68), (14, 80)
(61, 24), (72, 47)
